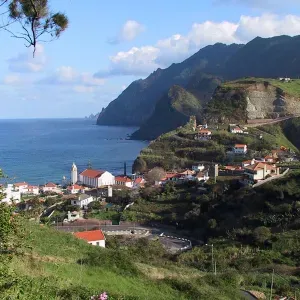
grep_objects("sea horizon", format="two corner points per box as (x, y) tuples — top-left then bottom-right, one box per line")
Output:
(0, 119), (148, 185)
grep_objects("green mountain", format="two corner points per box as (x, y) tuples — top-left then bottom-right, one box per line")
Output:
(97, 35), (300, 137)
(97, 43), (242, 126)
(133, 117), (300, 172)
(131, 75), (222, 140)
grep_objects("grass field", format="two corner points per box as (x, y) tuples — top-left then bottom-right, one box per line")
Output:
(223, 78), (300, 98)
(5, 221), (243, 300)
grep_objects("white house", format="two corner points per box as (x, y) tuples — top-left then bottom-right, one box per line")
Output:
(192, 164), (205, 172)
(71, 163), (78, 185)
(74, 229), (105, 247)
(234, 144), (247, 154)
(71, 194), (94, 208)
(27, 185), (39, 195)
(79, 169), (115, 188)
(195, 172), (210, 182)
(242, 159), (256, 168)
(115, 176), (133, 188)
(1, 184), (21, 204)
(42, 182), (61, 194)
(230, 126), (244, 134)
(133, 177), (146, 188)
(196, 129), (212, 140)
(14, 182), (29, 193)
(67, 184), (84, 194)
(244, 162), (279, 185)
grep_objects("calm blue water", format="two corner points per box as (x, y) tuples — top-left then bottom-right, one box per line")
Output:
(0, 119), (148, 185)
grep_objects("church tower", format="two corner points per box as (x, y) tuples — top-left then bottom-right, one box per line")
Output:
(71, 162), (78, 185)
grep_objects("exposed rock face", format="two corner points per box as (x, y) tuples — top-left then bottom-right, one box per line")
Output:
(245, 83), (300, 119)
(206, 81), (300, 123)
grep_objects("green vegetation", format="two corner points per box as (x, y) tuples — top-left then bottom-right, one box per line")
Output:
(223, 78), (300, 98)
(134, 119), (299, 171)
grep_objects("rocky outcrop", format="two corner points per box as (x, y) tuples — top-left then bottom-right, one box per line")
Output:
(206, 80), (300, 123)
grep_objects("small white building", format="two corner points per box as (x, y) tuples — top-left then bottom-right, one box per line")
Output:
(27, 185), (39, 195)
(79, 169), (115, 188)
(244, 162), (279, 185)
(71, 194), (94, 208)
(14, 182), (29, 193)
(71, 163), (78, 185)
(192, 164), (205, 172)
(1, 184), (21, 204)
(74, 229), (105, 247)
(133, 177), (146, 188)
(115, 176), (133, 188)
(234, 144), (247, 154)
(42, 182), (61, 194)
(195, 172), (210, 182)
(230, 126), (244, 134)
(196, 129), (212, 140)
(67, 184), (84, 194)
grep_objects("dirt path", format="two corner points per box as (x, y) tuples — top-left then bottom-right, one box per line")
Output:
(246, 115), (300, 127)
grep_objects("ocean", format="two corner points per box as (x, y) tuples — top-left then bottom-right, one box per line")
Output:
(0, 119), (148, 185)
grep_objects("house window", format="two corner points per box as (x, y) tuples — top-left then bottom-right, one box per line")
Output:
(96, 242), (99, 246)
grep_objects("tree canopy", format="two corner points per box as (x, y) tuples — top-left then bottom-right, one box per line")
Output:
(0, 0), (68, 54)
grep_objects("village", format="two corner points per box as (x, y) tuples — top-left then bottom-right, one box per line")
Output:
(0, 118), (298, 253)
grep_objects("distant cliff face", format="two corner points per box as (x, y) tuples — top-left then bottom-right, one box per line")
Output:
(206, 79), (300, 123)
(131, 74), (221, 140)
(97, 35), (300, 140)
(97, 43), (242, 126)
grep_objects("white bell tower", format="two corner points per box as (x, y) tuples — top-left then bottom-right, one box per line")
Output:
(71, 162), (78, 185)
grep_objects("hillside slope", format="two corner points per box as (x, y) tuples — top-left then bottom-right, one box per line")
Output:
(97, 35), (300, 129)
(134, 118), (300, 171)
(4, 221), (243, 300)
(131, 75), (221, 140)
(206, 78), (300, 124)
(97, 43), (242, 126)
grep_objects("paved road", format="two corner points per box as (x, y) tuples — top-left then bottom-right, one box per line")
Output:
(53, 223), (192, 253)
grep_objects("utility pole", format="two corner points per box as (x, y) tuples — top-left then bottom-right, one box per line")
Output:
(214, 260), (217, 276)
(269, 269), (274, 300)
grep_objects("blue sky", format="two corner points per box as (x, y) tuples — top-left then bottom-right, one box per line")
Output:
(1, 0), (300, 119)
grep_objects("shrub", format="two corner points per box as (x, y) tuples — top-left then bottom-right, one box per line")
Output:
(253, 226), (271, 245)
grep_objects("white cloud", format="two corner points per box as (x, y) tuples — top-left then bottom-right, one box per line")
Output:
(40, 66), (105, 92)
(96, 14), (300, 78)
(3, 75), (22, 85)
(108, 20), (145, 44)
(7, 44), (46, 73)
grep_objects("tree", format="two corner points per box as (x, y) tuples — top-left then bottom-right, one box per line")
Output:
(1, 0), (68, 55)
(253, 226), (271, 244)
(132, 157), (147, 174)
(145, 167), (166, 184)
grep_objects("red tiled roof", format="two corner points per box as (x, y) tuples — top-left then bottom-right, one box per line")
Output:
(67, 184), (82, 190)
(80, 169), (105, 178)
(245, 162), (276, 171)
(115, 176), (132, 183)
(74, 230), (105, 242)
(45, 182), (56, 187)
(28, 185), (38, 189)
(134, 178), (144, 184)
(235, 144), (247, 148)
(14, 182), (28, 187)
(199, 129), (212, 134)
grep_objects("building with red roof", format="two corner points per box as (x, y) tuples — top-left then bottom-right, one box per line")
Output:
(234, 144), (247, 154)
(244, 162), (279, 185)
(115, 176), (133, 188)
(74, 229), (105, 247)
(42, 182), (61, 193)
(134, 177), (146, 188)
(67, 184), (84, 194)
(79, 169), (115, 188)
